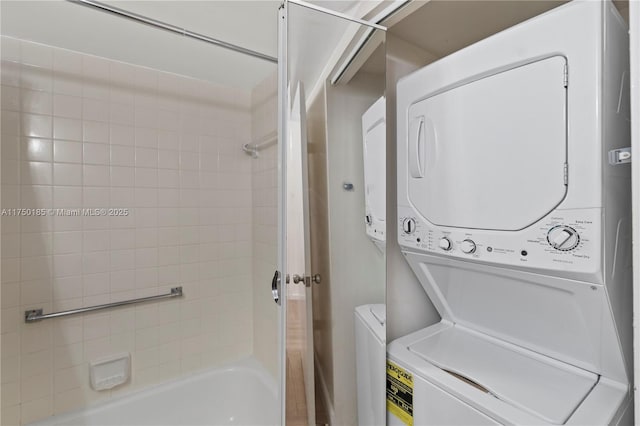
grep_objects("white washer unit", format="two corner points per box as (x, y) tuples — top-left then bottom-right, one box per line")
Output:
(390, 1), (633, 425)
(355, 304), (386, 426)
(362, 96), (386, 251)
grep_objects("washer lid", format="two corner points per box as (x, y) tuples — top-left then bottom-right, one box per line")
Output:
(370, 304), (386, 326)
(409, 325), (597, 425)
(355, 304), (386, 342)
(406, 56), (567, 231)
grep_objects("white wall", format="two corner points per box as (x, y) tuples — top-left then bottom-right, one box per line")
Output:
(385, 35), (441, 342)
(0, 37), (255, 425)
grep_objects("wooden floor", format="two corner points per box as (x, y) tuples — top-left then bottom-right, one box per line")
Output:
(314, 378), (329, 426)
(286, 299), (329, 426)
(287, 349), (308, 426)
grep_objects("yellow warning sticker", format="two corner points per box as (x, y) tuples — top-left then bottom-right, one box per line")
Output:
(387, 360), (413, 426)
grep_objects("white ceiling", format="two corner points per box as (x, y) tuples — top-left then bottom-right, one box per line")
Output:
(311, 0), (361, 13)
(1, 0), (376, 91)
(1, 0), (282, 90)
(102, 0), (281, 58)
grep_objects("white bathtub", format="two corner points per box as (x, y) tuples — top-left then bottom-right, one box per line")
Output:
(30, 358), (279, 426)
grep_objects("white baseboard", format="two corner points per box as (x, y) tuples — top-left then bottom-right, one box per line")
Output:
(314, 352), (336, 426)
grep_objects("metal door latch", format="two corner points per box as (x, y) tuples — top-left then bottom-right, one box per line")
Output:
(271, 270), (281, 305)
(609, 147), (631, 165)
(286, 273), (321, 287)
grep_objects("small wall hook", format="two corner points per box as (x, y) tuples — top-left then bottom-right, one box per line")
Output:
(343, 182), (354, 191)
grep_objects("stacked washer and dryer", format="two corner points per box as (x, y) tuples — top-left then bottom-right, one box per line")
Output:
(389, 1), (633, 425)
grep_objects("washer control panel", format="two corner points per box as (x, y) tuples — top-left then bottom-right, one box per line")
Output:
(398, 206), (600, 273)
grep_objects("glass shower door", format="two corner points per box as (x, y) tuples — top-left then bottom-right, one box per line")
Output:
(281, 2), (387, 425)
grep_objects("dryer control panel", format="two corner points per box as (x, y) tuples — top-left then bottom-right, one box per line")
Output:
(398, 206), (601, 275)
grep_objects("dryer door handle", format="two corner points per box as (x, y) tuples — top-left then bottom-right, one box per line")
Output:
(409, 116), (425, 178)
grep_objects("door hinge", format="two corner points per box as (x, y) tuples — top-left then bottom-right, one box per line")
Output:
(563, 64), (569, 88)
(564, 163), (568, 185)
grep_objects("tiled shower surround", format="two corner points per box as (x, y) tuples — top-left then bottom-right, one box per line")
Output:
(0, 36), (276, 425)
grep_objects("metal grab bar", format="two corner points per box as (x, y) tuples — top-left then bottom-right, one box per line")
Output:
(24, 287), (183, 323)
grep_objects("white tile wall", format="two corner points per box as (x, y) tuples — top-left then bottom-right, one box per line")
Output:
(1, 36), (257, 425)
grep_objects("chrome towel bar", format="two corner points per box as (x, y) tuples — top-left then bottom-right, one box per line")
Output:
(24, 287), (183, 323)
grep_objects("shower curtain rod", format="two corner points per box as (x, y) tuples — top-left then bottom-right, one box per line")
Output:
(68, 0), (278, 64)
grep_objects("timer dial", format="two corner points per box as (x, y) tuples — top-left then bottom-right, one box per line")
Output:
(547, 226), (580, 251)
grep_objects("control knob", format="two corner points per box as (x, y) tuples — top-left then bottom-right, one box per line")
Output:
(439, 237), (452, 251)
(402, 218), (416, 234)
(547, 226), (580, 251)
(460, 239), (476, 254)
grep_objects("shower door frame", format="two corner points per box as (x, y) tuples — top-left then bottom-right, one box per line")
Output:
(277, 3), (288, 425)
(277, 2), (392, 424)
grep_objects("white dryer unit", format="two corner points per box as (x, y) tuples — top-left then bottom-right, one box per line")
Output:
(390, 1), (633, 425)
(362, 96), (386, 251)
